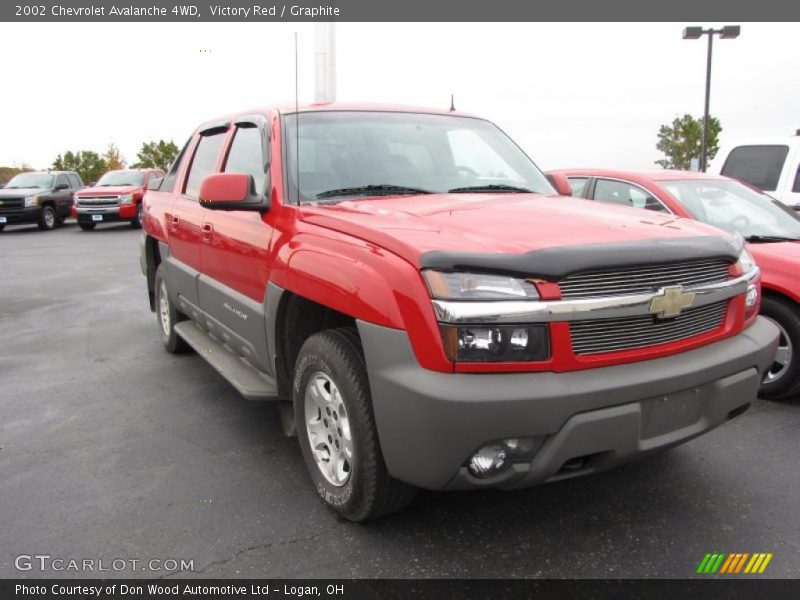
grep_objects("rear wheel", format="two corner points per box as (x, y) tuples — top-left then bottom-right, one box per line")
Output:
(760, 295), (800, 400)
(293, 328), (416, 521)
(79, 222), (96, 231)
(154, 264), (190, 353)
(38, 206), (56, 230)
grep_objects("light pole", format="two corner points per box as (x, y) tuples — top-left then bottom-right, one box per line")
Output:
(682, 25), (740, 172)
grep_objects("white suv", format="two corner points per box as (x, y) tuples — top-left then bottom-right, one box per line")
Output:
(709, 134), (800, 209)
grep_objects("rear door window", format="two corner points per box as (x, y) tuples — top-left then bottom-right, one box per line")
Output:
(721, 145), (789, 192)
(162, 139), (192, 193)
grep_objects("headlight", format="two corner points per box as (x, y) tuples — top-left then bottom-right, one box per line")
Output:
(24, 196), (40, 207)
(119, 194), (134, 205)
(423, 270), (540, 300)
(440, 324), (550, 362)
(737, 248), (757, 275)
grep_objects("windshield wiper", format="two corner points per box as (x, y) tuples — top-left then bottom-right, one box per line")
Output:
(316, 184), (432, 200)
(744, 235), (800, 243)
(448, 184), (532, 193)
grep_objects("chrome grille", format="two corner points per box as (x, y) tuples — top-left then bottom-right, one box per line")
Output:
(570, 301), (727, 355)
(0, 197), (24, 213)
(76, 196), (119, 207)
(559, 259), (732, 299)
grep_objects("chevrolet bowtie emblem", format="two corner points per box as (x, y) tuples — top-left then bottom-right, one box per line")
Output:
(650, 286), (696, 319)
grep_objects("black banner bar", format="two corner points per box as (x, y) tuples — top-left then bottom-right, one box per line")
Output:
(3, 579), (800, 600)
(2, 0), (800, 22)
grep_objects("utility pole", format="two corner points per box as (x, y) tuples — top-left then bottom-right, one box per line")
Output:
(315, 23), (336, 103)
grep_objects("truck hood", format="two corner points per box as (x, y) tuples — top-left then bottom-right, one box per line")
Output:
(0, 187), (43, 197)
(747, 240), (800, 262)
(76, 185), (142, 197)
(300, 193), (737, 268)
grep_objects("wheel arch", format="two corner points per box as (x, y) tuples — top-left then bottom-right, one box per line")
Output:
(268, 284), (358, 402)
(142, 235), (162, 311)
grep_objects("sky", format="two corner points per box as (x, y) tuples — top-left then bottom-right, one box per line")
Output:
(0, 22), (798, 171)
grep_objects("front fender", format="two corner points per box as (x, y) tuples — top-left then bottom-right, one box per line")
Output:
(270, 228), (452, 372)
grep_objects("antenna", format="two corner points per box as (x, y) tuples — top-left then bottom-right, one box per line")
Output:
(449, 93), (455, 112)
(294, 32), (300, 205)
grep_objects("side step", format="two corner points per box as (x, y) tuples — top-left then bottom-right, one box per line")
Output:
(174, 321), (279, 401)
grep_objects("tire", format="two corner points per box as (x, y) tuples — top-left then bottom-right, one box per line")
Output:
(154, 264), (190, 354)
(293, 328), (416, 522)
(0, 225), (5, 232)
(79, 222), (96, 231)
(38, 205), (56, 230)
(760, 296), (800, 400)
(131, 204), (143, 229)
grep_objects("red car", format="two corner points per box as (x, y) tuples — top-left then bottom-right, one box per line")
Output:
(548, 169), (800, 399)
(73, 168), (164, 230)
(139, 105), (776, 520)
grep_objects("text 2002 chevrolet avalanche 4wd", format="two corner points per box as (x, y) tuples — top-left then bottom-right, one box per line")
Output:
(140, 104), (778, 521)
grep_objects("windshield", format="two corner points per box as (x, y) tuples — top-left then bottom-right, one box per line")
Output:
(283, 111), (554, 204)
(96, 170), (145, 187)
(661, 178), (800, 239)
(6, 173), (54, 189)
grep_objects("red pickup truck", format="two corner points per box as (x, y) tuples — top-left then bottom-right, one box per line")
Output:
(140, 104), (778, 521)
(74, 168), (164, 230)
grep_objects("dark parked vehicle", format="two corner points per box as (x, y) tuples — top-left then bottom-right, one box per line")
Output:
(0, 171), (83, 231)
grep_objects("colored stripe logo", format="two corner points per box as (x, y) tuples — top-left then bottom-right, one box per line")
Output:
(697, 552), (773, 574)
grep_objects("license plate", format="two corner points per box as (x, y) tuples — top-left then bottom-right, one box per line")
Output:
(92, 214), (103, 222)
(0, 216), (6, 224)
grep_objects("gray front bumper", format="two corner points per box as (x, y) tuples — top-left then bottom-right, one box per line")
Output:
(358, 317), (778, 491)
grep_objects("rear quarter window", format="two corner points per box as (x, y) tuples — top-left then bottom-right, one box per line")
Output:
(721, 145), (789, 192)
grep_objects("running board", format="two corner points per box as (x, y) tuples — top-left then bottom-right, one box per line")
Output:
(174, 321), (279, 401)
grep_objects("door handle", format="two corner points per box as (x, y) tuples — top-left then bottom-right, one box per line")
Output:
(201, 222), (213, 241)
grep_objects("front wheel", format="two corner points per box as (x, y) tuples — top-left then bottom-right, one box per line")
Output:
(131, 204), (143, 229)
(38, 206), (56, 230)
(294, 329), (416, 521)
(760, 296), (800, 400)
(154, 264), (190, 353)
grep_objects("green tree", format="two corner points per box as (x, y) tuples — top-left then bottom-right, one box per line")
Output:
(655, 113), (721, 170)
(0, 165), (33, 186)
(103, 143), (126, 171)
(52, 150), (108, 184)
(132, 139), (179, 172)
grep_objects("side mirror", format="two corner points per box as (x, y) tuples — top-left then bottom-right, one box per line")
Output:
(199, 173), (268, 212)
(147, 177), (163, 191)
(545, 173), (573, 197)
(55, 183), (69, 191)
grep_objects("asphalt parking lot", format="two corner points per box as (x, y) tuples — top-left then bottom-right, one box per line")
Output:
(1, 221), (799, 579)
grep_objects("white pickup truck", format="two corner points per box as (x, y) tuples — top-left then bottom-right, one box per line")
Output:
(709, 134), (800, 209)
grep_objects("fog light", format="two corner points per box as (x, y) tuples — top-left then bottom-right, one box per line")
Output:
(467, 444), (508, 478)
(467, 437), (542, 478)
(503, 437), (539, 458)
